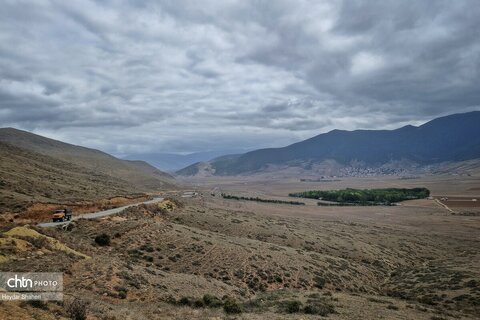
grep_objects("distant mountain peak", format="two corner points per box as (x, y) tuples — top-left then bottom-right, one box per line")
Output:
(176, 111), (480, 176)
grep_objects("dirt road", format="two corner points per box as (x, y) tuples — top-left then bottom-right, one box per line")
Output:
(37, 197), (164, 228)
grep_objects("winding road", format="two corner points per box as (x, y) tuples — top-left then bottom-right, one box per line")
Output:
(37, 197), (164, 228)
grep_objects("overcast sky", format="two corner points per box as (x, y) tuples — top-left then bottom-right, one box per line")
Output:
(1, 0), (479, 156)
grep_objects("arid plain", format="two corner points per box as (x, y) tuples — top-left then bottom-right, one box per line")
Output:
(2, 172), (479, 319)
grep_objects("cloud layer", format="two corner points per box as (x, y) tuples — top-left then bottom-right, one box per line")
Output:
(1, 0), (479, 155)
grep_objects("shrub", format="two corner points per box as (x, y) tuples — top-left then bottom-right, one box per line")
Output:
(465, 279), (478, 288)
(284, 300), (302, 313)
(193, 299), (205, 308)
(24, 300), (48, 310)
(418, 295), (437, 305)
(314, 276), (326, 289)
(203, 294), (223, 308)
(140, 244), (154, 252)
(114, 286), (128, 299)
(94, 233), (110, 246)
(223, 298), (242, 314)
(304, 302), (335, 316)
(24, 236), (49, 249)
(178, 297), (192, 306)
(67, 299), (88, 320)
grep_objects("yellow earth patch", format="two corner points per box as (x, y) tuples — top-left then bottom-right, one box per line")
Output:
(0, 226), (90, 262)
(157, 199), (178, 212)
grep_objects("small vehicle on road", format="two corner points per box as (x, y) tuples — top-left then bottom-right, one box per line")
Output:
(52, 208), (73, 222)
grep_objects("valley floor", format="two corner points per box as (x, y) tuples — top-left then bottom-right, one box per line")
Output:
(1, 175), (479, 319)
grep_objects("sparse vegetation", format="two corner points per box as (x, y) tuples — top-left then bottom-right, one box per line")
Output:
(172, 295), (243, 314)
(2, 175), (479, 319)
(167, 290), (339, 317)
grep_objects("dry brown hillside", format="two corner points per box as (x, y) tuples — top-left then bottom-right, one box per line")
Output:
(0, 128), (173, 187)
(1, 192), (478, 320)
(0, 128), (175, 213)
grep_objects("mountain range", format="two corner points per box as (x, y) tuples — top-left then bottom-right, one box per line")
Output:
(176, 111), (480, 176)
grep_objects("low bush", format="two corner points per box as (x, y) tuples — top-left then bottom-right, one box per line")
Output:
(67, 299), (88, 320)
(203, 294), (223, 308)
(24, 300), (48, 310)
(114, 286), (128, 299)
(304, 301), (335, 316)
(284, 300), (302, 313)
(178, 297), (192, 306)
(223, 298), (242, 314)
(94, 233), (110, 246)
(193, 299), (205, 308)
(314, 276), (326, 289)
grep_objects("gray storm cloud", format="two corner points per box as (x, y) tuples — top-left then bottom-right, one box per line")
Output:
(0, 0), (479, 155)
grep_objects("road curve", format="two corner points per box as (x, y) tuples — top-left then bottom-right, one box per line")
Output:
(37, 197), (164, 228)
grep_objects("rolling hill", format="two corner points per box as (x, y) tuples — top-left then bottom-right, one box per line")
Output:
(177, 111), (480, 176)
(0, 128), (175, 212)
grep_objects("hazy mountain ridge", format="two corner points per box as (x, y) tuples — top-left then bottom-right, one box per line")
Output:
(177, 111), (480, 176)
(122, 150), (245, 172)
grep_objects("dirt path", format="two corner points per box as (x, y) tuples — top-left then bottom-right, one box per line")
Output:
(37, 197), (164, 228)
(434, 198), (456, 214)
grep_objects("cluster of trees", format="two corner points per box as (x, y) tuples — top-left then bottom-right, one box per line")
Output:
(289, 187), (430, 205)
(221, 193), (305, 205)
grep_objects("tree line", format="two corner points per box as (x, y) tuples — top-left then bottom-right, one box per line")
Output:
(221, 193), (305, 205)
